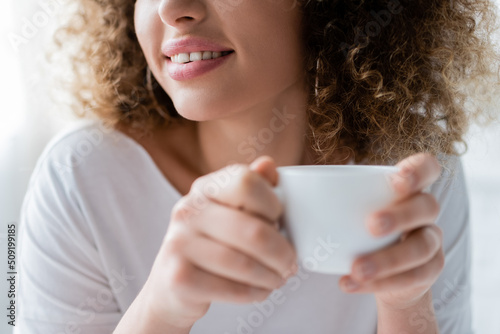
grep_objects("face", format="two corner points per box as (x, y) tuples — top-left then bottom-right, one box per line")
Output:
(134, 0), (306, 121)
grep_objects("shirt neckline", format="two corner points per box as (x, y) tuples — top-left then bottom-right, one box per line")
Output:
(107, 123), (355, 200)
(109, 126), (184, 201)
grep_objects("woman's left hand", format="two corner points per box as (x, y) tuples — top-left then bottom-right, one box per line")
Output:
(339, 153), (445, 310)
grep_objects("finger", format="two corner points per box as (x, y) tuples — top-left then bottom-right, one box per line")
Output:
(191, 164), (283, 223)
(340, 246), (445, 293)
(390, 153), (442, 198)
(172, 199), (297, 279)
(167, 256), (272, 305)
(350, 225), (443, 282)
(366, 192), (441, 236)
(249, 155), (279, 187)
(181, 231), (284, 290)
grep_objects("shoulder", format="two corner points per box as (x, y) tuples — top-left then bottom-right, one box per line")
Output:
(38, 119), (135, 176)
(26, 119), (141, 194)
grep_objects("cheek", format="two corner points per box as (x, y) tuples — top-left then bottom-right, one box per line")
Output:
(134, 2), (164, 69)
(131, 0), (305, 121)
(234, 3), (305, 88)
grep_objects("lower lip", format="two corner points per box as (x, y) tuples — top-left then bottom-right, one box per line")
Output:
(166, 52), (234, 81)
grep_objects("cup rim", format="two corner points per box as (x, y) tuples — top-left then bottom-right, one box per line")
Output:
(276, 164), (400, 175)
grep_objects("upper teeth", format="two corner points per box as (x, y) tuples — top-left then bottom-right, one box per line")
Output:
(170, 51), (225, 64)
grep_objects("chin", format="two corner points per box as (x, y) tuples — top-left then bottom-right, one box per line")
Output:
(174, 104), (229, 122)
(172, 96), (242, 122)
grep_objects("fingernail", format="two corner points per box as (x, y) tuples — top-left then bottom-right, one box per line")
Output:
(355, 260), (376, 280)
(343, 278), (359, 291)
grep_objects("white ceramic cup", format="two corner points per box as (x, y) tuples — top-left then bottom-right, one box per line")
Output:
(274, 165), (401, 275)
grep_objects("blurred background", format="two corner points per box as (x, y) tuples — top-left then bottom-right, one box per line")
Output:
(1, 1), (499, 333)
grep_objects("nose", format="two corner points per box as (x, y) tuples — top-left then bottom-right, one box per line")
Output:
(158, 0), (207, 29)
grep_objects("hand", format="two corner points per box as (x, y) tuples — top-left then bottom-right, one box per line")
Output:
(144, 156), (297, 329)
(339, 153), (445, 310)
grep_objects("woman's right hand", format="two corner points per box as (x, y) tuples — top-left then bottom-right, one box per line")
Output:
(143, 156), (298, 330)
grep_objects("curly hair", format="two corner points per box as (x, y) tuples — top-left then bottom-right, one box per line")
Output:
(51, 0), (500, 166)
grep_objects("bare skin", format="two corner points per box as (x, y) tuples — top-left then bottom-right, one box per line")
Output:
(115, 117), (324, 197)
(116, 119), (206, 196)
(113, 0), (445, 333)
(114, 119), (443, 334)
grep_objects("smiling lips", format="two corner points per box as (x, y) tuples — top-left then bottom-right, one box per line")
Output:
(165, 51), (234, 81)
(169, 51), (234, 64)
(162, 37), (235, 81)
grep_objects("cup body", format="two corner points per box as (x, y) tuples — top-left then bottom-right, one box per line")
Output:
(274, 165), (401, 275)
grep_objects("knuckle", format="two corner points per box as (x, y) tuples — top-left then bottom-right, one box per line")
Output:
(410, 268), (427, 286)
(431, 225), (443, 243)
(190, 177), (216, 200)
(171, 197), (193, 222)
(212, 244), (231, 264)
(420, 228), (439, 255)
(162, 225), (190, 253)
(406, 241), (423, 262)
(417, 239), (433, 258)
(229, 163), (247, 174)
(399, 205), (416, 224)
(237, 169), (258, 194)
(190, 177), (205, 192)
(163, 234), (185, 254)
(383, 251), (401, 270)
(246, 222), (269, 245)
(167, 257), (193, 291)
(233, 253), (256, 274)
(407, 267), (424, 286)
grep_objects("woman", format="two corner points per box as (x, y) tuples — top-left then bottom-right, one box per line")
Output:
(15, 0), (499, 333)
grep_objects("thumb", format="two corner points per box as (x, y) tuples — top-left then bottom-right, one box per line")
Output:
(249, 155), (279, 187)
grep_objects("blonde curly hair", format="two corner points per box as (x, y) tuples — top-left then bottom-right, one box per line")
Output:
(51, 0), (500, 165)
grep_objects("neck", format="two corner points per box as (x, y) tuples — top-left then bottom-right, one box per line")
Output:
(194, 80), (318, 174)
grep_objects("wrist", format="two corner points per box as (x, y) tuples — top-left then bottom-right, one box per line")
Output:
(141, 279), (197, 332)
(376, 290), (433, 312)
(114, 278), (194, 334)
(376, 291), (439, 334)
(114, 298), (188, 334)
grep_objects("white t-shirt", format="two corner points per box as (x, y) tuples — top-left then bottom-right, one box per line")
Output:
(14, 120), (473, 334)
